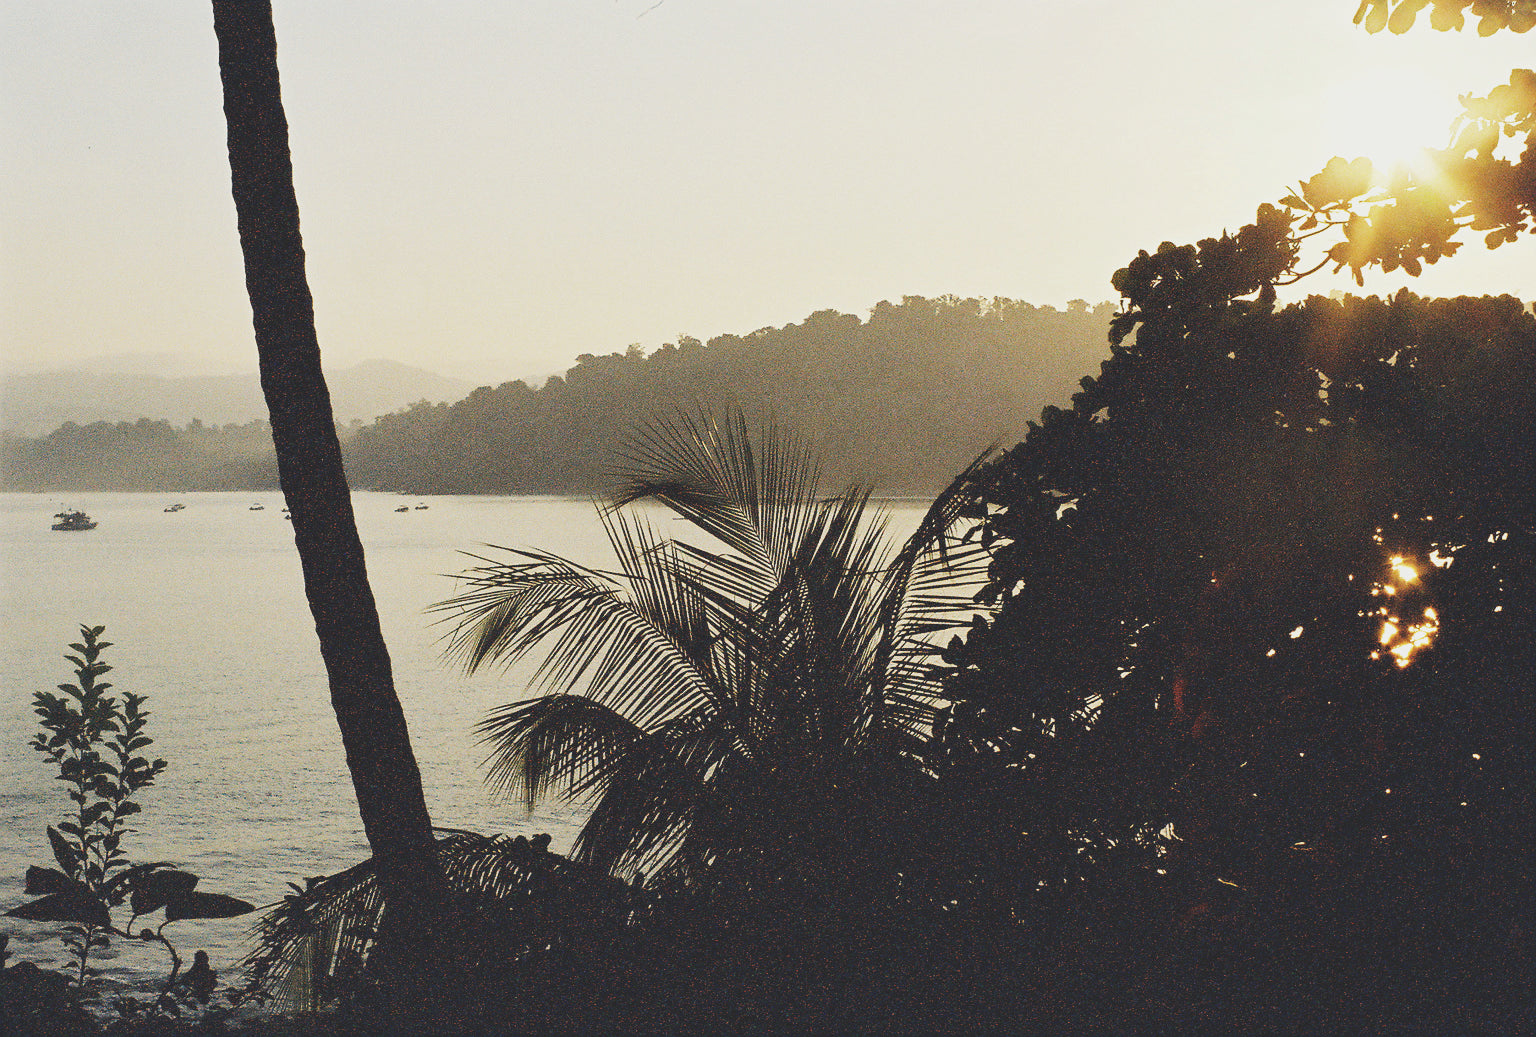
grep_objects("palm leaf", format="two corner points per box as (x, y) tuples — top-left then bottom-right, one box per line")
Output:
(438, 545), (717, 731)
(863, 449), (997, 738)
(242, 830), (628, 1012)
(575, 709), (736, 879)
(612, 411), (830, 586)
(477, 695), (644, 810)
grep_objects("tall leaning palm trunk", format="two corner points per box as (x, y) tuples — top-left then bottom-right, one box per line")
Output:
(210, 0), (448, 971)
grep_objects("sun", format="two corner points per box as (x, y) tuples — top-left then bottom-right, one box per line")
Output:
(1319, 64), (1464, 175)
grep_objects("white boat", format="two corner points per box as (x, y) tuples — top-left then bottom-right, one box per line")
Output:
(52, 510), (97, 531)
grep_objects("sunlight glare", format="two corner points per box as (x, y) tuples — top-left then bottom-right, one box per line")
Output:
(1320, 65), (1461, 177)
(1372, 554), (1440, 668)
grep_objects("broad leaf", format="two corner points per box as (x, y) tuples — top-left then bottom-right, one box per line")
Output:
(103, 861), (177, 900)
(5, 892), (110, 928)
(164, 890), (255, 922)
(23, 866), (88, 897)
(46, 826), (77, 876)
(131, 870), (198, 916)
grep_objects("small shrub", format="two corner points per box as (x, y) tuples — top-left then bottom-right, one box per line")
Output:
(6, 625), (255, 1019)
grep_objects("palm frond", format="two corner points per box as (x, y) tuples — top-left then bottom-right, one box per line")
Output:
(435, 546), (628, 673)
(611, 411), (828, 584)
(864, 449), (997, 736)
(242, 830), (629, 1013)
(433, 414), (1003, 899)
(574, 708), (736, 880)
(437, 545), (718, 731)
(241, 856), (383, 1013)
(477, 695), (645, 810)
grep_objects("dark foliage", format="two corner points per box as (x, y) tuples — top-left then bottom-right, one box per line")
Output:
(935, 290), (1535, 1023)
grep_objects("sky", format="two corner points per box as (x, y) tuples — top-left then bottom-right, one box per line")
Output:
(3, 1), (1532, 385)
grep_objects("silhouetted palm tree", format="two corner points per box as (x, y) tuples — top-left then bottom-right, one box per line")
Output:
(209, 0), (448, 976)
(437, 414), (993, 900)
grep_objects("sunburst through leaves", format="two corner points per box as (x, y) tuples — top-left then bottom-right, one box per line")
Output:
(1369, 553), (1441, 668)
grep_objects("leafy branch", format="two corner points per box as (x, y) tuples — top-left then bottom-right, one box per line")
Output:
(1112, 67), (1532, 348)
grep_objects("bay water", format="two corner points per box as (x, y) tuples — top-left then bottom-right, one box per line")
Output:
(0, 491), (620, 999)
(0, 489), (935, 1003)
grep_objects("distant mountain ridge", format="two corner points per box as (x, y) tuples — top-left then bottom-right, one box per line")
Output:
(0, 358), (475, 435)
(2, 297), (1121, 494)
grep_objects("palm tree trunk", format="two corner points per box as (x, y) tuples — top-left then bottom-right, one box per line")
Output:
(210, 0), (449, 971)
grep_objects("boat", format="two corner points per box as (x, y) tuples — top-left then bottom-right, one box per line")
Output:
(395, 505), (410, 513)
(249, 504), (265, 511)
(163, 503), (186, 513)
(414, 503), (429, 510)
(52, 510), (97, 531)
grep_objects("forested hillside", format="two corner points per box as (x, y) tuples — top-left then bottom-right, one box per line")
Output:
(0, 359), (474, 436)
(344, 295), (1116, 496)
(1, 418), (280, 491)
(2, 296), (1114, 494)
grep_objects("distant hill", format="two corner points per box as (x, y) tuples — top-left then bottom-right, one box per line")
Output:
(0, 359), (475, 435)
(2, 297), (1120, 494)
(344, 296), (1119, 497)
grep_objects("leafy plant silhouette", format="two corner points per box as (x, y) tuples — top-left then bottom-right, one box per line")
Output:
(6, 625), (255, 1014)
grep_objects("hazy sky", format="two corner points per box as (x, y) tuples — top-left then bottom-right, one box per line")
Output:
(3, 1), (1531, 384)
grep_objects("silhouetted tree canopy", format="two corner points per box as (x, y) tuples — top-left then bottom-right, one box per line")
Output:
(937, 290), (1534, 922)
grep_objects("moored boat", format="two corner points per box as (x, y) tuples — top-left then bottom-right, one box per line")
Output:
(52, 510), (97, 531)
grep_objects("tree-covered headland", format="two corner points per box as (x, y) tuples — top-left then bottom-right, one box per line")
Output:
(1, 418), (279, 492)
(340, 295), (1116, 497)
(1, 296), (1112, 496)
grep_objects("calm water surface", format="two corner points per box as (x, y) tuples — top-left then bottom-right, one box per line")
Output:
(0, 491), (621, 996)
(0, 490), (931, 1000)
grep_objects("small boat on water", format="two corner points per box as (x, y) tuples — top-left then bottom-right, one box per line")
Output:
(395, 505), (410, 513)
(414, 503), (429, 510)
(249, 503), (265, 511)
(163, 503), (186, 513)
(52, 510), (97, 531)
